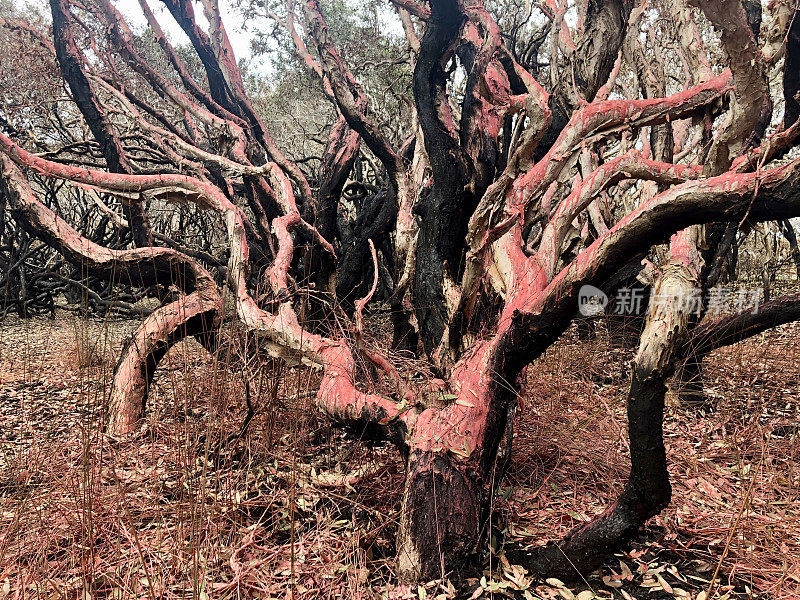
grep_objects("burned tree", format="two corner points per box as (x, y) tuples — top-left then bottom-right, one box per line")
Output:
(2, 0), (800, 584)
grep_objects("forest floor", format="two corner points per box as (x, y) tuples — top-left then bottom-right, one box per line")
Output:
(0, 310), (798, 599)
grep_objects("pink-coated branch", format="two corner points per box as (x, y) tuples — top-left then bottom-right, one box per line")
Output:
(302, 0), (404, 180)
(458, 73), (729, 335)
(350, 240), (411, 398)
(0, 17), (56, 54)
(1, 128), (407, 440)
(354, 239), (379, 342)
(0, 152), (224, 436)
(273, 3), (336, 100)
(535, 151), (704, 282)
(508, 70), (733, 212)
(524, 156), (800, 328)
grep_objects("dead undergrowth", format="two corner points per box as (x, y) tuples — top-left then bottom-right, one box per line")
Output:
(0, 310), (798, 599)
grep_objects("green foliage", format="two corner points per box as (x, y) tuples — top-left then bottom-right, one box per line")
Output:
(243, 0), (414, 165)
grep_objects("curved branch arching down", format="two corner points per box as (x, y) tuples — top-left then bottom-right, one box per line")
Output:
(0, 152), (223, 436)
(0, 131), (408, 445)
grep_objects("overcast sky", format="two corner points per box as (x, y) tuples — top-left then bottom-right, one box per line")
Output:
(116, 0), (269, 69)
(120, 0), (405, 73)
(14, 0), (265, 68)
(118, 0), (250, 52)
(12, 0), (404, 76)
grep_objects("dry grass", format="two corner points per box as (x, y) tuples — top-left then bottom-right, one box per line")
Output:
(0, 314), (403, 599)
(500, 322), (800, 599)
(0, 311), (798, 599)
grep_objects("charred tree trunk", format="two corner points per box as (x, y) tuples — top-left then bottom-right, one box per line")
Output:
(412, 0), (471, 355)
(523, 259), (697, 579)
(397, 451), (483, 582)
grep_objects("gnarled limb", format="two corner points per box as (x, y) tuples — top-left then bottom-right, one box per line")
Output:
(158, 0), (314, 209)
(411, 0), (472, 356)
(49, 0), (153, 247)
(689, 292), (800, 354)
(0, 152), (223, 436)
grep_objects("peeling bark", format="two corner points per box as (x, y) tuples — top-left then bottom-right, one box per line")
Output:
(785, 4), (800, 128)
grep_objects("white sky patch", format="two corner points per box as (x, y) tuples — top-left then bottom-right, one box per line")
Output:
(112, 0), (272, 71)
(13, 0), (404, 78)
(14, 0), (267, 70)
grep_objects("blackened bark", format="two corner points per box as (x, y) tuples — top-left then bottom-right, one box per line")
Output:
(50, 0), (128, 175)
(705, 222), (739, 289)
(311, 116), (359, 296)
(159, 0), (240, 116)
(742, 0), (762, 41)
(690, 292), (800, 355)
(677, 292), (800, 408)
(779, 219), (800, 279)
(49, 0), (153, 248)
(675, 354), (707, 407)
(457, 31), (504, 199)
(318, 118), (360, 245)
(133, 0), (247, 127)
(391, 306), (419, 354)
(397, 451), (482, 582)
(397, 365), (517, 581)
(412, 0), (472, 354)
(162, 0), (307, 205)
(336, 186), (399, 307)
(521, 366), (671, 579)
